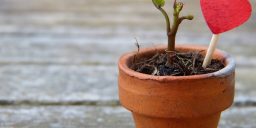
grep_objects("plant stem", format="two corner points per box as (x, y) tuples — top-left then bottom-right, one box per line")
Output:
(159, 8), (171, 35)
(152, 0), (193, 64)
(167, 10), (179, 52)
(166, 1), (193, 52)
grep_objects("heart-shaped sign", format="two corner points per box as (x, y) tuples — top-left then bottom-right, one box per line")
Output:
(201, 0), (252, 34)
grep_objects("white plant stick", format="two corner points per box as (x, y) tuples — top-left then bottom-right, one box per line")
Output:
(202, 34), (220, 68)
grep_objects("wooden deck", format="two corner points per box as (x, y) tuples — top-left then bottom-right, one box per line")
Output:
(0, 0), (255, 127)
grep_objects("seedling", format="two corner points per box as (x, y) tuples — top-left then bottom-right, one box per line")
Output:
(152, 0), (193, 53)
(132, 0), (252, 76)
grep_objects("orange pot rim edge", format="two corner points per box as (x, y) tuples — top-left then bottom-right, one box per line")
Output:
(118, 44), (236, 82)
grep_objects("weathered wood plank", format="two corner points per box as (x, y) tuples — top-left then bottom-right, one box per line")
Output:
(0, 65), (255, 104)
(0, 65), (118, 102)
(0, 41), (256, 67)
(0, 0), (254, 67)
(0, 106), (255, 128)
(0, 0), (254, 127)
(0, 0), (252, 62)
(236, 68), (256, 103)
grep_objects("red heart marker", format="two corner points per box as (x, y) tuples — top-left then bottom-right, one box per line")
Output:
(201, 0), (252, 34)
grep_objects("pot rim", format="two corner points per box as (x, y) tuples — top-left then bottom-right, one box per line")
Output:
(118, 44), (235, 82)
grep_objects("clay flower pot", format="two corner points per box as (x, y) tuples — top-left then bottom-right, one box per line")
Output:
(118, 45), (235, 128)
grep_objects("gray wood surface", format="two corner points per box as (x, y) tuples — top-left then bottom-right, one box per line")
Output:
(0, 106), (255, 128)
(0, 0), (255, 127)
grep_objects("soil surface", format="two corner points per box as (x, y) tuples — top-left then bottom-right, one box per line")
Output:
(131, 51), (225, 76)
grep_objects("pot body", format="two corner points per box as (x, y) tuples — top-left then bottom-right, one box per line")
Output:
(118, 45), (235, 128)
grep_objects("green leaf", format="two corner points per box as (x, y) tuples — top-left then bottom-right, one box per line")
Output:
(152, 0), (165, 8)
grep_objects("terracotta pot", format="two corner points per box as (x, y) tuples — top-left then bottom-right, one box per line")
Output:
(118, 45), (235, 128)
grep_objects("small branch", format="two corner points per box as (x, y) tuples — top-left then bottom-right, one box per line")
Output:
(167, 1), (193, 52)
(152, 0), (171, 34)
(159, 8), (171, 34)
(178, 15), (194, 23)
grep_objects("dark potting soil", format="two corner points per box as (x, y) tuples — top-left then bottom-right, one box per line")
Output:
(131, 51), (225, 76)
